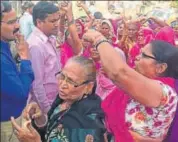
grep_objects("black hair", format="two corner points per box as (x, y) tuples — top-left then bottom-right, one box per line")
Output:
(151, 40), (178, 79)
(21, 2), (34, 11)
(94, 11), (103, 19)
(32, 1), (59, 26)
(1, 1), (12, 21)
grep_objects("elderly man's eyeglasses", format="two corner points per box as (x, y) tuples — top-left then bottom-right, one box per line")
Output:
(55, 71), (90, 87)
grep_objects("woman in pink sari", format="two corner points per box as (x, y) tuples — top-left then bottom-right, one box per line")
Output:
(128, 27), (154, 68)
(60, 19), (85, 68)
(83, 30), (178, 142)
(100, 20), (117, 46)
(155, 26), (176, 46)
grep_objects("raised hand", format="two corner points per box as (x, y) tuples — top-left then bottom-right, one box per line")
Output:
(76, 1), (84, 7)
(83, 29), (105, 44)
(60, 1), (73, 17)
(15, 33), (29, 60)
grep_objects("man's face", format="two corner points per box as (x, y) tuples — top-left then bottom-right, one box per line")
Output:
(29, 7), (33, 15)
(37, 11), (60, 37)
(1, 9), (20, 41)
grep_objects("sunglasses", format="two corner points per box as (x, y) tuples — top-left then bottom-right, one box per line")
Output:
(141, 52), (157, 60)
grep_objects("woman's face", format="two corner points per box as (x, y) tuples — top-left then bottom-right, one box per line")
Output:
(82, 38), (90, 48)
(57, 61), (90, 102)
(76, 22), (82, 35)
(90, 47), (100, 62)
(117, 24), (124, 36)
(134, 44), (161, 78)
(137, 30), (145, 45)
(100, 23), (110, 37)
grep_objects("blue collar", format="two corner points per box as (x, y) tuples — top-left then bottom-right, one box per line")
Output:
(1, 40), (11, 54)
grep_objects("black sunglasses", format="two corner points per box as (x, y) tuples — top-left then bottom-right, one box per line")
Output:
(141, 52), (157, 60)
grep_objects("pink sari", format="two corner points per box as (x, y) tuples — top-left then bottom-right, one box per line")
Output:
(155, 26), (176, 46)
(60, 42), (74, 68)
(60, 19), (85, 68)
(101, 76), (176, 142)
(128, 28), (154, 68)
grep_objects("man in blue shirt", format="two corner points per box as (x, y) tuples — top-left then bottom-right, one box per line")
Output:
(1, 1), (34, 141)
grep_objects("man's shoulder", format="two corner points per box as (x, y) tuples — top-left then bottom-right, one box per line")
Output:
(27, 33), (43, 47)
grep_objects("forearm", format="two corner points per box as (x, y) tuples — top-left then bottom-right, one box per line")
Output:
(81, 5), (93, 19)
(97, 41), (127, 79)
(59, 15), (65, 34)
(150, 17), (168, 27)
(67, 15), (83, 55)
(96, 38), (162, 107)
(85, 17), (95, 30)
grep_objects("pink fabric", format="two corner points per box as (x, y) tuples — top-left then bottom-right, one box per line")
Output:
(60, 19), (85, 68)
(75, 19), (85, 39)
(128, 44), (140, 68)
(142, 28), (155, 45)
(101, 87), (134, 142)
(155, 26), (176, 46)
(101, 76), (176, 142)
(96, 71), (116, 100)
(60, 42), (74, 68)
(128, 28), (154, 68)
(155, 77), (176, 91)
(109, 18), (122, 35)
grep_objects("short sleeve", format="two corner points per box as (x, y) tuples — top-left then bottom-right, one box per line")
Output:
(159, 83), (178, 108)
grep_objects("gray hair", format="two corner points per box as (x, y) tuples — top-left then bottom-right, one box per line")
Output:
(67, 56), (96, 82)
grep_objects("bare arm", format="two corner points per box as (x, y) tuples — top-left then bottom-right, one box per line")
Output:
(84, 31), (163, 107)
(61, 2), (83, 55)
(149, 17), (169, 27)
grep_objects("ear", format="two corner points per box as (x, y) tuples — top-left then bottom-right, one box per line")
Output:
(36, 19), (43, 26)
(156, 63), (168, 74)
(85, 82), (95, 94)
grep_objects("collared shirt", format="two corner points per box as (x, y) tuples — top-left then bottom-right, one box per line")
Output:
(1, 40), (34, 122)
(19, 12), (35, 40)
(27, 27), (61, 114)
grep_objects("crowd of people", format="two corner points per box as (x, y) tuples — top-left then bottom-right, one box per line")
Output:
(1, 1), (178, 142)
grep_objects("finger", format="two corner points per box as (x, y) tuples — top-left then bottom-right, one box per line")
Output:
(85, 135), (94, 142)
(14, 129), (20, 136)
(31, 111), (41, 119)
(11, 117), (22, 132)
(23, 108), (31, 120)
(26, 120), (38, 135)
(104, 133), (108, 142)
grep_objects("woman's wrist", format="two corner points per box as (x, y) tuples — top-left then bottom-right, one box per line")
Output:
(34, 114), (48, 128)
(93, 34), (107, 45)
(66, 13), (73, 21)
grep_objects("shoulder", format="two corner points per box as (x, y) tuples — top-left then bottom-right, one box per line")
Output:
(159, 82), (178, 107)
(77, 95), (103, 115)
